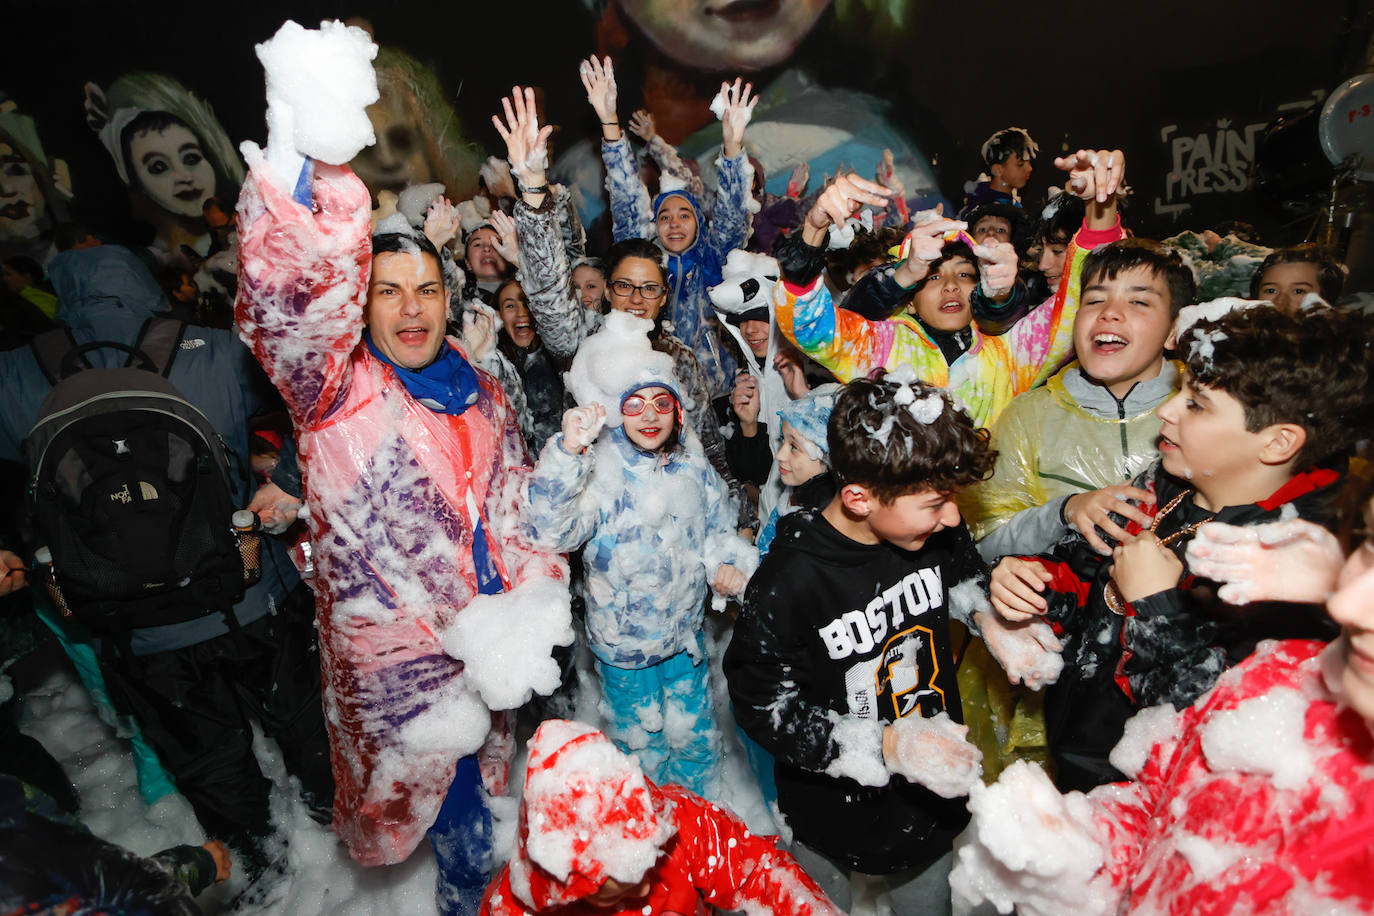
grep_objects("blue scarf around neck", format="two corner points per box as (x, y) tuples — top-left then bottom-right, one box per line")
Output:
(364, 331), (481, 416)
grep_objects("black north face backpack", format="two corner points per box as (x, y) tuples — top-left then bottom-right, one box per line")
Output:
(24, 317), (252, 643)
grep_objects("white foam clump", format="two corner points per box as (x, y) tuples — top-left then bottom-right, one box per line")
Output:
(1200, 686), (1315, 790)
(824, 711), (889, 787)
(948, 577), (990, 626)
(907, 392), (943, 425)
(439, 575), (574, 710)
(1173, 832), (1250, 881)
(564, 311), (677, 428)
(1171, 297), (1265, 347)
(950, 760), (1113, 916)
(886, 712), (982, 798)
(397, 182), (447, 226)
(708, 89), (752, 129)
(1187, 328), (1228, 365)
(658, 173), (690, 196)
(1108, 703), (1180, 778)
(255, 20), (379, 171)
(375, 212), (416, 237)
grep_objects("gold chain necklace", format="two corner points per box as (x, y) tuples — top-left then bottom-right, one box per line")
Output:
(1104, 488), (1210, 616)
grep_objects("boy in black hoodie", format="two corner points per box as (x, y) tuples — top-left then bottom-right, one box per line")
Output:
(990, 303), (1374, 792)
(726, 371), (1018, 913)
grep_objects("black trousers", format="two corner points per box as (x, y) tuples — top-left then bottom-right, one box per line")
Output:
(99, 583), (333, 850)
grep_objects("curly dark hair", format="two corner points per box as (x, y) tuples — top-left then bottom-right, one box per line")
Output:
(1183, 306), (1374, 472)
(828, 372), (996, 503)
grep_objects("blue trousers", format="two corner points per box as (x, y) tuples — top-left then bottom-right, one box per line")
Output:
(595, 644), (719, 794)
(429, 754), (492, 916)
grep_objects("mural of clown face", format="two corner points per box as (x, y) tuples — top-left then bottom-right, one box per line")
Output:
(0, 141), (46, 243)
(616, 0), (831, 71)
(127, 123), (215, 220)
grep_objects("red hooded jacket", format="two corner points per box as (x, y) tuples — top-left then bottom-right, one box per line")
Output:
(481, 721), (840, 916)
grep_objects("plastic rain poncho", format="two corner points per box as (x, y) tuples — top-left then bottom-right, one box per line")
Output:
(774, 220), (1124, 429)
(235, 156), (567, 866)
(962, 360), (1181, 555)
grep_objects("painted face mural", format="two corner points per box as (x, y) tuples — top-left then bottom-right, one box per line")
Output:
(0, 141), (45, 242)
(347, 45), (482, 205)
(615, 0), (831, 71)
(127, 123), (215, 219)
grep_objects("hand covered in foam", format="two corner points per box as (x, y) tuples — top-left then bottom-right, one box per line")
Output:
(949, 760), (1112, 916)
(894, 208), (966, 286)
(1186, 518), (1345, 605)
(579, 56), (618, 124)
(423, 197), (461, 251)
(975, 611), (1064, 690)
(462, 303), (499, 363)
(881, 712), (982, 798)
(628, 109), (657, 142)
(561, 404), (607, 454)
(488, 209), (521, 268)
(714, 78), (758, 158)
(493, 87), (553, 188)
(253, 19), (379, 192)
(876, 148), (905, 195)
(972, 239), (1019, 298)
(479, 156), (516, 199)
(801, 173), (892, 247)
(786, 161), (810, 199)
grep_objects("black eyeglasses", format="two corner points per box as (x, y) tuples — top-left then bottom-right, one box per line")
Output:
(610, 279), (666, 300)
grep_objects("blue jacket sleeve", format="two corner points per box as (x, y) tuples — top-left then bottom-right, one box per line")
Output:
(601, 137), (654, 243)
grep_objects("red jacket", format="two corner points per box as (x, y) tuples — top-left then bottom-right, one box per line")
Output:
(480, 721), (840, 916)
(1092, 639), (1374, 913)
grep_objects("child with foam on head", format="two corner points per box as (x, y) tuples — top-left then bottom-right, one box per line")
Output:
(773, 148), (1126, 430)
(522, 311), (758, 796)
(479, 719), (842, 916)
(950, 503), (1374, 916)
(725, 370), (1062, 913)
(756, 385), (839, 555)
(960, 126), (1038, 216)
(988, 301), (1374, 792)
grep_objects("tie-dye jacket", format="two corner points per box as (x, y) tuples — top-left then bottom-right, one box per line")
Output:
(775, 219), (1123, 429)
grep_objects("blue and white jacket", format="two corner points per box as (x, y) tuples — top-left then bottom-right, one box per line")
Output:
(524, 427), (758, 669)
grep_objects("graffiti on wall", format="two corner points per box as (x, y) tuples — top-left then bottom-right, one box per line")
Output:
(1154, 89), (1326, 219)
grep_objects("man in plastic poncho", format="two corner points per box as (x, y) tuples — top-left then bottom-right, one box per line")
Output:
(234, 24), (568, 912)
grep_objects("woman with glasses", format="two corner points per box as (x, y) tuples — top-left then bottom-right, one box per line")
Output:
(496, 88), (754, 528)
